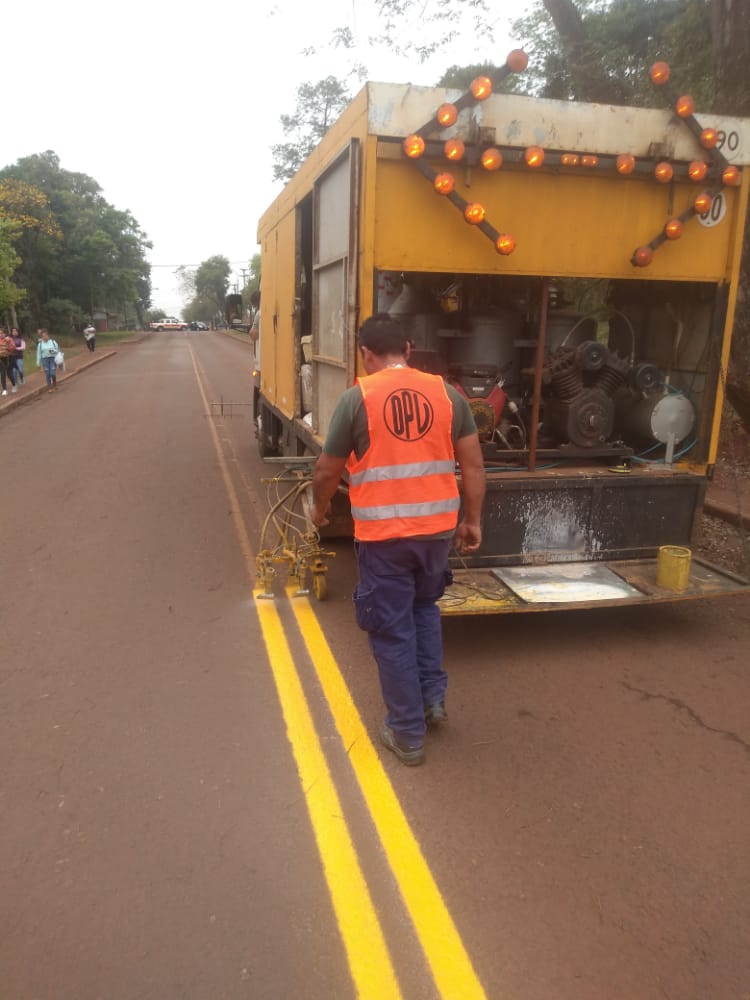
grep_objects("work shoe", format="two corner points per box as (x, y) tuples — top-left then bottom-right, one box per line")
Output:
(425, 701), (448, 726)
(1, 390), (6, 396)
(11, 384), (17, 393)
(380, 723), (425, 766)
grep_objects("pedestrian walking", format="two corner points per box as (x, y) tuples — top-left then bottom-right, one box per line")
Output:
(10, 327), (26, 385)
(36, 329), (60, 392)
(83, 323), (96, 352)
(249, 291), (261, 371)
(311, 313), (486, 766)
(0, 327), (18, 396)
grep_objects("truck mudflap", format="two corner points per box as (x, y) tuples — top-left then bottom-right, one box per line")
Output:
(439, 557), (750, 615)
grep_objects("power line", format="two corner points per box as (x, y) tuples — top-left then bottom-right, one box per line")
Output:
(149, 261), (251, 268)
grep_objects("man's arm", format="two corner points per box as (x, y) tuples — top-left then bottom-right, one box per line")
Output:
(310, 452), (348, 527)
(453, 433), (486, 553)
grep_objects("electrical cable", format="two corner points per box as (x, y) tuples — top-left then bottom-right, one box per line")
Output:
(631, 438), (698, 464)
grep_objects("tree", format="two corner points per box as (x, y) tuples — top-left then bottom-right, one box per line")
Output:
(0, 177), (61, 327)
(241, 253), (261, 306)
(193, 255), (231, 317)
(271, 77), (351, 182)
(0, 151), (152, 332)
(511, 0), (712, 104)
(0, 218), (24, 317)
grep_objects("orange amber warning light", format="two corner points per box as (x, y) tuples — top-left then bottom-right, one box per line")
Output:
(723, 165), (741, 187)
(701, 128), (719, 150)
(495, 234), (516, 255)
(436, 103), (458, 127)
(481, 148), (503, 171)
(616, 154), (635, 175)
(506, 49), (528, 72)
(655, 162), (674, 183)
(470, 76), (492, 101)
(464, 203), (486, 225)
(633, 246), (654, 267)
(434, 173), (455, 195)
(403, 134), (425, 158)
(524, 146), (544, 168)
(649, 61), (670, 85)
(444, 138), (465, 161)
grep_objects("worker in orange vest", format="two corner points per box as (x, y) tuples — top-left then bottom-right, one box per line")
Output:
(311, 314), (486, 765)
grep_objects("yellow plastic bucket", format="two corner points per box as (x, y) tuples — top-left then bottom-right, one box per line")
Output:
(656, 545), (692, 592)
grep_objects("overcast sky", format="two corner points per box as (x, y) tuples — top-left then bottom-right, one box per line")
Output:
(3, 0), (528, 317)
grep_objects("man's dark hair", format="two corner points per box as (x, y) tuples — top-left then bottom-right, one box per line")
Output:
(357, 313), (408, 356)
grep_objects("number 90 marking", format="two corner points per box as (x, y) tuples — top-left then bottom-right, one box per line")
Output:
(716, 129), (740, 154)
(697, 191), (727, 228)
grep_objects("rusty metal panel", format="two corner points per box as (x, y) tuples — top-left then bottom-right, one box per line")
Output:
(366, 83), (750, 165)
(439, 557), (749, 616)
(464, 470), (706, 567)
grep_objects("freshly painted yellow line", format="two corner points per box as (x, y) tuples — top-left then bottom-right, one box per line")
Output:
(254, 594), (403, 999)
(188, 349), (402, 998)
(287, 587), (489, 1000)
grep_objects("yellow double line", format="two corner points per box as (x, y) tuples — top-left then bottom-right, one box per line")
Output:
(191, 346), (488, 999)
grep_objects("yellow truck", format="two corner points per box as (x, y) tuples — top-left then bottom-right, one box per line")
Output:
(255, 54), (750, 612)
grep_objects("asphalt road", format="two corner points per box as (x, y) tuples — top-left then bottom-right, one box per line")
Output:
(2, 331), (749, 1000)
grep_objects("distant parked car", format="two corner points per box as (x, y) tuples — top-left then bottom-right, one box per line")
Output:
(189, 321), (209, 331)
(150, 317), (188, 331)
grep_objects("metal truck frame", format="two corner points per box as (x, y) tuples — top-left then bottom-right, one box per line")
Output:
(255, 55), (750, 612)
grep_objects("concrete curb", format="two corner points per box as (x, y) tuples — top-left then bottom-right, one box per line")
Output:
(704, 499), (750, 533)
(216, 328), (253, 348)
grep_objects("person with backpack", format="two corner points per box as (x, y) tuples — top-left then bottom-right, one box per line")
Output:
(0, 327), (18, 396)
(36, 328), (60, 392)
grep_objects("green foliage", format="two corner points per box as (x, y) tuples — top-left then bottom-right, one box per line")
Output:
(0, 178), (61, 239)
(45, 297), (82, 334)
(182, 255), (232, 322)
(0, 218), (25, 315)
(242, 252), (261, 303)
(272, 77), (351, 182)
(0, 150), (153, 331)
(437, 64), (500, 89)
(510, 0), (712, 105)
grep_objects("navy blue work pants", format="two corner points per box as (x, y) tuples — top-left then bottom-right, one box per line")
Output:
(353, 537), (452, 744)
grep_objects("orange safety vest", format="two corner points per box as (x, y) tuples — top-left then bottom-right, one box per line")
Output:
(346, 366), (460, 541)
